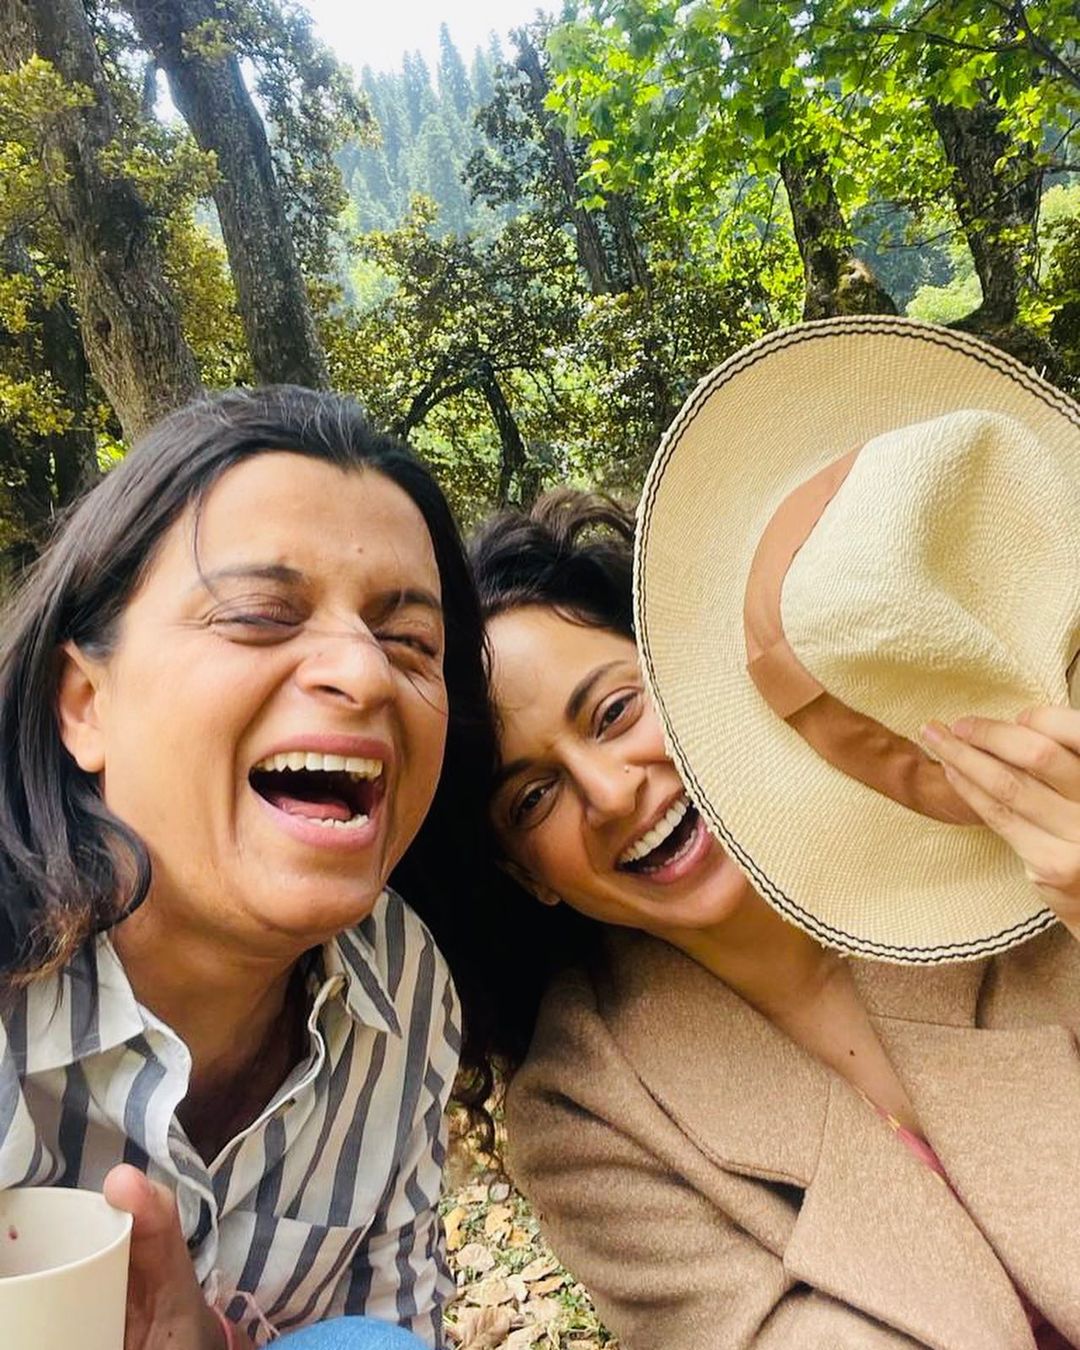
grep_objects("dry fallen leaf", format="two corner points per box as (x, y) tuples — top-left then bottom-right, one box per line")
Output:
(528, 1273), (567, 1298)
(470, 1275), (516, 1307)
(503, 1327), (544, 1349)
(488, 1180), (512, 1202)
(482, 1203), (514, 1239)
(455, 1305), (514, 1349)
(520, 1296), (561, 1326)
(507, 1226), (532, 1248)
(455, 1241), (497, 1274)
(444, 1205), (469, 1252)
(518, 1257), (558, 1283)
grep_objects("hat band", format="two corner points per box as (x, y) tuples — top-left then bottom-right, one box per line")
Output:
(743, 448), (979, 826)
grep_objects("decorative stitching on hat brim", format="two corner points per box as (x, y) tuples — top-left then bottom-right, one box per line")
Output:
(635, 316), (1076, 962)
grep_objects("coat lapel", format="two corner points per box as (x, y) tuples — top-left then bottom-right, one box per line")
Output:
(852, 929), (1080, 1340)
(784, 1077), (1034, 1349)
(601, 932), (1043, 1350)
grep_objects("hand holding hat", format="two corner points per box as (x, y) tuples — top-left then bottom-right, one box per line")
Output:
(922, 708), (1080, 940)
(635, 315), (1080, 962)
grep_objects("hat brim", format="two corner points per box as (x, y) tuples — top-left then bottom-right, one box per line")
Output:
(634, 316), (1080, 962)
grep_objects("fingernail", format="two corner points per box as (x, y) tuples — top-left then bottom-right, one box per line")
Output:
(920, 721), (945, 744)
(1017, 708), (1033, 726)
(951, 717), (974, 738)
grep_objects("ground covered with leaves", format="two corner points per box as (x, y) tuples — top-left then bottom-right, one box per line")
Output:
(440, 1164), (618, 1350)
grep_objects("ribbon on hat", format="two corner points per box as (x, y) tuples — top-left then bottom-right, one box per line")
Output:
(743, 447), (980, 826)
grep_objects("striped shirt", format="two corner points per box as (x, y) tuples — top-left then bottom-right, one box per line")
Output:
(0, 889), (459, 1346)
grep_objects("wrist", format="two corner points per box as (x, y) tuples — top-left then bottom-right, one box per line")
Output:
(207, 1304), (236, 1350)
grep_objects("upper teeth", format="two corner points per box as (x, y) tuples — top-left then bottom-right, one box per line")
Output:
(254, 752), (383, 778)
(619, 796), (690, 865)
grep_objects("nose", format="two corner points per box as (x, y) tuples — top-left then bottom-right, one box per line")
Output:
(294, 625), (395, 711)
(575, 753), (645, 826)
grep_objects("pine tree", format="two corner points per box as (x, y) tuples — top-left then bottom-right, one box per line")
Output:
(411, 113), (471, 236)
(471, 46), (495, 107)
(401, 50), (436, 137)
(437, 24), (472, 121)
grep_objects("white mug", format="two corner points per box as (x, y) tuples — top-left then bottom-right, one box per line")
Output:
(0, 1187), (131, 1349)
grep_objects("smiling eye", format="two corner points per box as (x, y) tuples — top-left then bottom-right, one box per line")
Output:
(597, 690), (640, 735)
(511, 779), (555, 827)
(210, 607), (301, 641)
(377, 631), (440, 659)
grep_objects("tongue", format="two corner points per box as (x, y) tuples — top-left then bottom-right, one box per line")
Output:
(263, 787), (354, 822)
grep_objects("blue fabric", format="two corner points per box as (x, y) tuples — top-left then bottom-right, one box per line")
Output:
(277, 1317), (430, 1349)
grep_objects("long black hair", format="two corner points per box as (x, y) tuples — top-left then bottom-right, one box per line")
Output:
(0, 384), (504, 1134)
(468, 489), (638, 1073)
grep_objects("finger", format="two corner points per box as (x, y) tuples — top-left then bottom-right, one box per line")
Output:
(923, 721), (1080, 840)
(938, 759), (1078, 891)
(1017, 705), (1080, 755)
(104, 1165), (175, 1235)
(950, 714), (1080, 800)
(104, 1166), (220, 1350)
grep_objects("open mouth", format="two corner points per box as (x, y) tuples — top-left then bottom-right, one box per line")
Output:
(617, 796), (701, 874)
(249, 751), (384, 830)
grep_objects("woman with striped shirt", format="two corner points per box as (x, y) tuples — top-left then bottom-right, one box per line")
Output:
(0, 387), (500, 1349)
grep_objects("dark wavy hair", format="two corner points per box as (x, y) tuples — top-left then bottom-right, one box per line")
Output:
(0, 384), (505, 1137)
(468, 489), (638, 1072)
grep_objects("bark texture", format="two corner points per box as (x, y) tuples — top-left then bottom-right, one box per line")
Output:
(781, 153), (897, 320)
(0, 240), (99, 570)
(2, 0), (201, 441)
(124, 0), (329, 388)
(930, 98), (1041, 329)
(515, 31), (616, 297)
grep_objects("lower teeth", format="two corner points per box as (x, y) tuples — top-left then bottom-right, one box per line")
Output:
(313, 815), (369, 829)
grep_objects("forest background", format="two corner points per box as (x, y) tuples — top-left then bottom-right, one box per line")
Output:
(1, 0), (1079, 576)
(2, 4), (1079, 1343)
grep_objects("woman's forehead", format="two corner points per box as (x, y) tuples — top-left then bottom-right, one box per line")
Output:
(175, 455), (440, 587)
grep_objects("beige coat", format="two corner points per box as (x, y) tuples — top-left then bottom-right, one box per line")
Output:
(506, 925), (1080, 1349)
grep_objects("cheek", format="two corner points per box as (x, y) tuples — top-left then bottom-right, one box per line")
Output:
(519, 811), (584, 887)
(400, 686), (450, 809)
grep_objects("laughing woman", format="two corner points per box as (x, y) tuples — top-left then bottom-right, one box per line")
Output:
(472, 320), (1080, 1348)
(0, 387), (499, 1349)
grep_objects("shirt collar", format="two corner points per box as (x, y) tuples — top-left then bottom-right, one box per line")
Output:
(17, 936), (147, 1075)
(19, 893), (403, 1076)
(324, 898), (402, 1038)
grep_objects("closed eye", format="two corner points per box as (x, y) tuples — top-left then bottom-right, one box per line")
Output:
(376, 630), (441, 659)
(209, 607), (302, 642)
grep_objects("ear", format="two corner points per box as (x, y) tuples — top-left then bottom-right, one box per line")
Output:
(498, 858), (562, 908)
(56, 642), (108, 774)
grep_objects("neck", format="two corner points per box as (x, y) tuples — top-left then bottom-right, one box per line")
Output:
(658, 889), (846, 1024)
(112, 901), (304, 1086)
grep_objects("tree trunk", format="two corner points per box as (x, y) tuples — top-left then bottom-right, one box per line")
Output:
(0, 239), (99, 567)
(476, 359), (528, 504)
(1, 0), (201, 442)
(605, 193), (650, 291)
(780, 153), (896, 320)
(930, 98), (1041, 329)
(123, 0), (328, 389)
(514, 30), (615, 297)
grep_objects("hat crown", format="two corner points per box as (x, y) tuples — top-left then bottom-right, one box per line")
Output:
(782, 409), (1080, 738)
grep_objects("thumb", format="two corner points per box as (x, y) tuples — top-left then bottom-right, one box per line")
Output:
(104, 1163), (186, 1257)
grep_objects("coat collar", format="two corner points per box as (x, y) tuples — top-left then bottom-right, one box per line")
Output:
(598, 926), (1080, 1349)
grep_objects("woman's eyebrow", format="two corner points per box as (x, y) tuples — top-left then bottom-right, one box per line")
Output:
(366, 587), (444, 621)
(189, 562), (304, 593)
(566, 660), (623, 720)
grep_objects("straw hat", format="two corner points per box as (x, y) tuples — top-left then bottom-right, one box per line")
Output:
(634, 316), (1080, 962)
